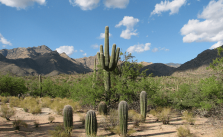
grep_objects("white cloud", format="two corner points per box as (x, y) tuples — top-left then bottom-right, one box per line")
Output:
(0, 0), (46, 10)
(209, 41), (223, 49)
(69, 0), (100, 10)
(152, 47), (169, 52)
(80, 50), (84, 52)
(152, 48), (158, 52)
(2, 45), (6, 48)
(55, 46), (77, 56)
(126, 43), (151, 54)
(83, 53), (87, 56)
(151, 0), (187, 15)
(115, 16), (139, 39)
(98, 33), (112, 39)
(0, 33), (12, 46)
(104, 0), (129, 9)
(91, 44), (99, 49)
(180, 0), (223, 49)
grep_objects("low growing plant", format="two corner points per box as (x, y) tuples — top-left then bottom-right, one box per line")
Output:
(182, 110), (196, 125)
(157, 107), (171, 124)
(0, 103), (15, 121)
(48, 116), (55, 123)
(176, 125), (193, 137)
(13, 116), (28, 130)
(48, 123), (71, 137)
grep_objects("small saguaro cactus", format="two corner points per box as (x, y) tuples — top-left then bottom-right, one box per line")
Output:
(98, 101), (107, 115)
(39, 75), (42, 97)
(118, 101), (128, 137)
(63, 105), (73, 134)
(85, 110), (97, 137)
(140, 91), (147, 122)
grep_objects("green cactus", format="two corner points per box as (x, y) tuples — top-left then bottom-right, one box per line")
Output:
(85, 110), (97, 137)
(98, 101), (107, 115)
(118, 101), (128, 137)
(140, 91), (147, 122)
(63, 105), (73, 134)
(97, 26), (120, 107)
(39, 75), (42, 97)
(92, 58), (97, 89)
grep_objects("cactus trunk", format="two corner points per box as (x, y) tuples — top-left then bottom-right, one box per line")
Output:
(63, 105), (73, 134)
(85, 110), (97, 137)
(118, 101), (128, 137)
(140, 91), (147, 122)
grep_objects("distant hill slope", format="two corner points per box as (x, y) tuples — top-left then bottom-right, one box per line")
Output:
(0, 45), (222, 77)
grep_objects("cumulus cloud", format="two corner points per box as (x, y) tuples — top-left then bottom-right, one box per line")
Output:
(83, 53), (87, 56)
(0, 0), (46, 10)
(55, 46), (77, 56)
(151, 0), (186, 15)
(180, 0), (223, 49)
(104, 0), (129, 9)
(126, 43), (151, 54)
(115, 16), (139, 39)
(0, 33), (12, 46)
(69, 0), (100, 10)
(91, 44), (99, 49)
(80, 50), (84, 52)
(98, 33), (112, 39)
(152, 48), (158, 52)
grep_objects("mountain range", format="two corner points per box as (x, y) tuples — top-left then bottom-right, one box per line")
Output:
(0, 45), (222, 77)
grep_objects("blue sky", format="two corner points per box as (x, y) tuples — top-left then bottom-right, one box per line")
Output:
(0, 0), (223, 64)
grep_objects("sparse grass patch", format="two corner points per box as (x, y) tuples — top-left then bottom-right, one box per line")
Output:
(0, 103), (16, 121)
(157, 107), (171, 124)
(77, 112), (85, 125)
(0, 96), (9, 103)
(13, 116), (28, 130)
(19, 96), (42, 114)
(182, 110), (196, 125)
(128, 109), (143, 128)
(176, 125), (193, 137)
(48, 116), (55, 123)
(48, 123), (71, 137)
(41, 96), (53, 108)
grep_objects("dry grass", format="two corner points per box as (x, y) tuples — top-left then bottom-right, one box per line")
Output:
(12, 116), (28, 130)
(176, 125), (193, 137)
(9, 96), (21, 107)
(19, 96), (42, 114)
(157, 107), (172, 124)
(182, 110), (196, 125)
(41, 96), (53, 108)
(48, 123), (71, 137)
(214, 128), (223, 137)
(0, 103), (16, 120)
(128, 109), (143, 127)
(48, 116), (55, 123)
(0, 96), (10, 103)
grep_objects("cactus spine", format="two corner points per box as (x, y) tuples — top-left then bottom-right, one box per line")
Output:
(140, 91), (147, 122)
(97, 26), (120, 106)
(85, 110), (97, 137)
(39, 75), (42, 97)
(63, 105), (73, 134)
(98, 101), (107, 115)
(118, 101), (128, 137)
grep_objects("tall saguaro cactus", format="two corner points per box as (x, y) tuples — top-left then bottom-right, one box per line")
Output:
(140, 91), (147, 122)
(97, 26), (120, 107)
(39, 75), (42, 97)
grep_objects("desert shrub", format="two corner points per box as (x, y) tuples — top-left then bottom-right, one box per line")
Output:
(48, 116), (55, 123)
(0, 103), (15, 120)
(0, 96), (9, 103)
(9, 96), (20, 107)
(128, 109), (143, 127)
(48, 123), (71, 137)
(157, 107), (171, 124)
(77, 113), (85, 125)
(19, 96), (42, 114)
(176, 125), (193, 137)
(41, 96), (53, 108)
(13, 117), (28, 130)
(33, 119), (40, 128)
(150, 109), (157, 116)
(182, 110), (196, 125)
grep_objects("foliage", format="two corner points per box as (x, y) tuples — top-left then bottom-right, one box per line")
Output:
(182, 110), (196, 125)
(48, 123), (71, 137)
(48, 116), (55, 123)
(0, 73), (28, 96)
(9, 96), (21, 107)
(157, 107), (171, 124)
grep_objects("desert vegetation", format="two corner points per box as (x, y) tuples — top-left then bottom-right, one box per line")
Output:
(0, 26), (223, 136)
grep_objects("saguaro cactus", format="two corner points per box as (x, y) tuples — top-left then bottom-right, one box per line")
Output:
(140, 91), (147, 122)
(97, 26), (120, 107)
(118, 101), (128, 137)
(92, 58), (97, 88)
(85, 110), (97, 137)
(63, 105), (73, 134)
(39, 75), (42, 97)
(98, 101), (107, 115)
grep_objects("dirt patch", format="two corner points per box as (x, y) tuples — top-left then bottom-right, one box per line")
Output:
(0, 103), (222, 137)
